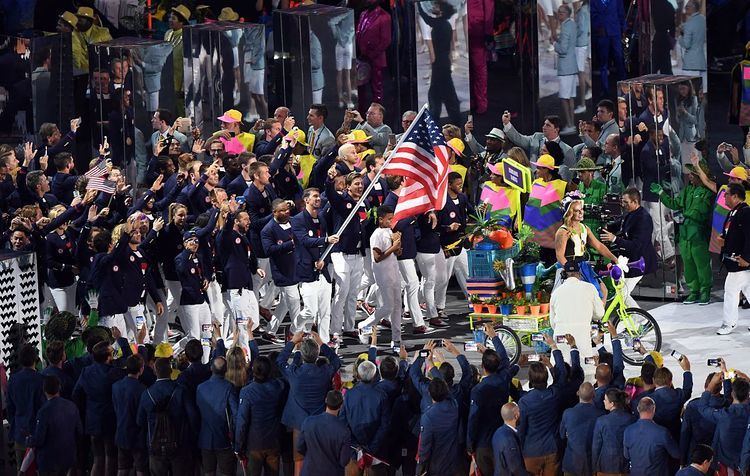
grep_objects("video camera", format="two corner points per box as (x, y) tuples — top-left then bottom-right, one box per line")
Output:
(584, 194), (623, 234)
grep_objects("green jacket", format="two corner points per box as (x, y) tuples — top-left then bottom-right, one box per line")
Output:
(658, 183), (714, 242)
(580, 179), (607, 205)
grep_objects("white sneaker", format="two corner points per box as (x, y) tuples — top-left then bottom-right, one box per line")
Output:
(716, 324), (736, 335)
(574, 105), (586, 114)
(585, 90), (592, 100)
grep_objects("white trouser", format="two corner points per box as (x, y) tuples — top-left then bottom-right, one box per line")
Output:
(267, 284), (303, 334)
(416, 252), (439, 319)
(398, 259), (426, 327)
(206, 279), (227, 326)
(331, 252), (364, 334)
(164, 279), (182, 324)
(49, 284), (77, 314)
(99, 313), (127, 337)
(723, 270), (750, 327)
(176, 302), (211, 362)
(253, 258), (278, 309)
(145, 289), (166, 342)
(229, 288), (259, 355)
(359, 265), (402, 343)
(357, 248), (378, 305)
(643, 201), (675, 261)
(436, 249), (468, 309)
(220, 291), (234, 341)
(299, 276), (333, 342)
(622, 276), (643, 308)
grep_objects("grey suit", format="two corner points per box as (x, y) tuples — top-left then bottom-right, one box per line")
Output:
(307, 125), (335, 160)
(502, 124), (575, 177)
(679, 13), (706, 71)
(356, 121), (392, 155)
(555, 18), (578, 76)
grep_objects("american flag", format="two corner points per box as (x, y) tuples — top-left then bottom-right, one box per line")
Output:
(84, 160), (109, 178)
(86, 177), (116, 194)
(381, 108), (450, 222)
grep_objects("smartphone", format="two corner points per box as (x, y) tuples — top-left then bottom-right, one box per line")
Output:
(555, 335), (567, 344)
(235, 196), (246, 205)
(467, 114), (473, 123)
(464, 342), (478, 352)
(473, 329), (486, 345)
(418, 349), (430, 358)
(201, 324), (211, 346)
(388, 133), (396, 147)
(671, 350), (684, 361)
(528, 354), (540, 362)
(707, 358), (722, 367)
(591, 324), (600, 331)
(584, 357), (596, 365)
(434, 339), (443, 348)
(135, 315), (145, 330)
(531, 333), (544, 342)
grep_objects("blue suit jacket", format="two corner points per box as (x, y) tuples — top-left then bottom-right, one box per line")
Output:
(175, 248), (208, 305)
(324, 179), (370, 255)
(591, 0), (625, 35)
(243, 182), (276, 259)
(235, 378), (287, 453)
(290, 209), (330, 283)
(651, 372), (693, 441)
(298, 412), (351, 476)
(591, 409), (637, 473)
(216, 213), (258, 290)
(137, 378), (199, 451)
(491, 425), (530, 476)
(676, 466), (707, 476)
(623, 419), (680, 476)
(72, 362), (126, 437)
(41, 365), (74, 400)
(196, 375), (239, 450)
(277, 342), (341, 430)
(26, 397), (83, 472)
(176, 362), (211, 399)
(339, 381), (390, 457)
(695, 390), (750, 469)
(680, 395), (724, 466)
(261, 219), (297, 287)
(7, 368), (45, 444)
(112, 375), (146, 449)
(418, 399), (464, 475)
(559, 402), (606, 475)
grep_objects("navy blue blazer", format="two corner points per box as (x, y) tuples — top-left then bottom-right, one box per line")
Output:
(175, 248), (208, 305)
(226, 173), (251, 198)
(324, 179), (370, 255)
(216, 213), (258, 290)
(618, 205), (658, 276)
(235, 378), (287, 453)
(518, 349), (568, 457)
(50, 172), (78, 205)
(176, 362), (211, 399)
(154, 222), (185, 281)
(72, 361), (126, 437)
(623, 419), (680, 476)
(339, 381), (390, 457)
(416, 212), (441, 254)
(591, 409), (637, 474)
(559, 402), (606, 475)
(41, 365), (74, 400)
(675, 466), (707, 476)
(467, 336), (514, 450)
(680, 395), (724, 466)
(91, 233), (130, 316)
(491, 425), (530, 476)
(112, 375), (147, 450)
(696, 390), (750, 469)
(137, 378), (199, 451)
(7, 368), (45, 444)
(277, 342), (342, 430)
(261, 219), (297, 287)
(290, 209), (330, 283)
(243, 182), (277, 259)
(384, 191), (418, 260)
(196, 375), (239, 450)
(417, 398), (464, 476)
(651, 372), (693, 441)
(45, 229), (78, 288)
(298, 412), (351, 476)
(26, 396), (83, 472)
(437, 192), (474, 248)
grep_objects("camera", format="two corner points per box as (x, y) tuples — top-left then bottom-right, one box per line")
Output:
(707, 358), (722, 367)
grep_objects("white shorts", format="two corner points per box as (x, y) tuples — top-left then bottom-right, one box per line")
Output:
(335, 43), (353, 71)
(576, 46), (588, 73)
(682, 69), (707, 93)
(558, 74), (577, 99)
(243, 67), (265, 95)
(538, 0), (555, 16)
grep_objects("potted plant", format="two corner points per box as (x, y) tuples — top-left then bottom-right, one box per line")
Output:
(539, 289), (551, 313)
(515, 296), (528, 315)
(528, 298), (541, 315)
(500, 296), (514, 316)
(470, 295), (484, 314)
(485, 297), (498, 314)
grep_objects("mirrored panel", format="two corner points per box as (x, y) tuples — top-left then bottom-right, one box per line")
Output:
(274, 5), (355, 121)
(184, 21), (267, 137)
(0, 32), (73, 139)
(88, 38), (174, 172)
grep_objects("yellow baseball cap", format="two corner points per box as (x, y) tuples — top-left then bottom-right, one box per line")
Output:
(648, 351), (663, 368)
(60, 11), (78, 28)
(286, 127), (308, 146)
(531, 154), (558, 170)
(154, 342), (174, 358)
(217, 109), (242, 123)
(75, 6), (95, 20)
(725, 166), (749, 181)
(346, 129), (372, 144)
(447, 138), (465, 157)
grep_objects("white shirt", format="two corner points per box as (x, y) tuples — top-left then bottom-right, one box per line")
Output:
(550, 276), (604, 330)
(370, 227), (398, 273)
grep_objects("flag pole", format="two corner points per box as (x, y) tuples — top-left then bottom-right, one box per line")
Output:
(319, 104), (430, 262)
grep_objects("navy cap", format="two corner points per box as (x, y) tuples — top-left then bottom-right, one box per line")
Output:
(563, 260), (579, 273)
(182, 230), (198, 241)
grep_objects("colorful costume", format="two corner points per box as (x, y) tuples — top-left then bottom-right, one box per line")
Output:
(524, 178), (567, 248)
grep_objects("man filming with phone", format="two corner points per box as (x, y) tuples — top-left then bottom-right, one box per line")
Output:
(716, 183), (750, 335)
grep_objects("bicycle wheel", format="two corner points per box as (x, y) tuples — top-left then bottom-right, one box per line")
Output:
(486, 325), (522, 366)
(612, 308), (662, 366)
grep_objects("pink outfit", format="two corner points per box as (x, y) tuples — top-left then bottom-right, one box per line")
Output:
(467, 0), (494, 114)
(356, 7), (392, 105)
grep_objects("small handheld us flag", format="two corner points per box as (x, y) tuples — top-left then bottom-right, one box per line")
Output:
(84, 160), (109, 179)
(85, 177), (117, 194)
(381, 108), (450, 221)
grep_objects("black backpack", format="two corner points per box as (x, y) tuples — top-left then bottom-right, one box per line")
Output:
(146, 389), (179, 457)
